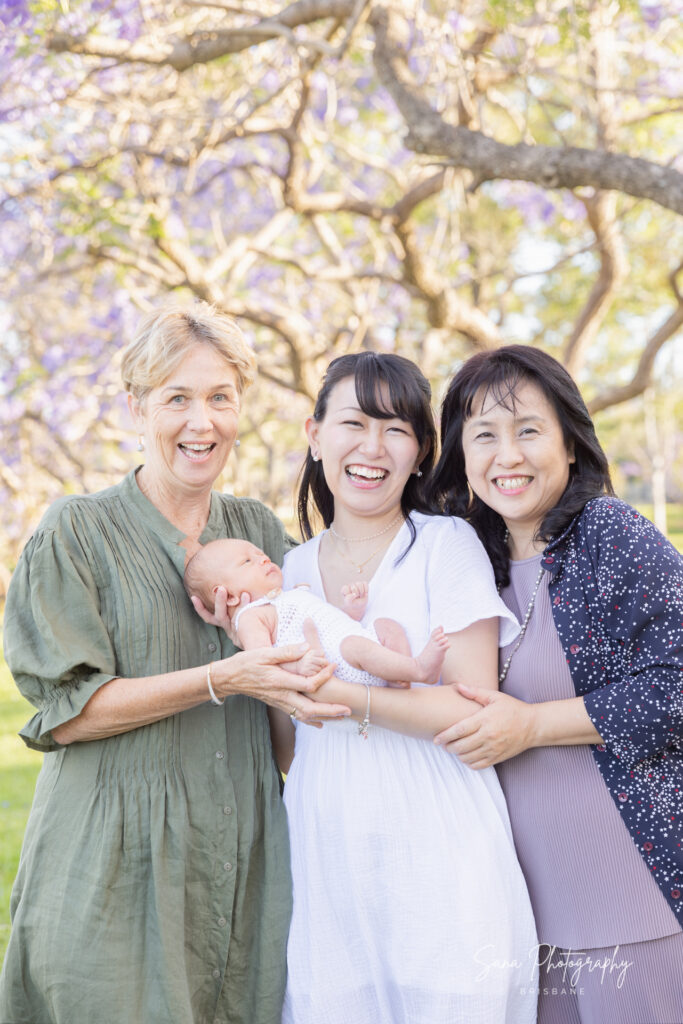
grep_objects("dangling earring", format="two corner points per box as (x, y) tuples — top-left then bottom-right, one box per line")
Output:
(414, 467), (423, 477)
(137, 435), (145, 452)
(312, 452), (319, 463)
(234, 439), (241, 448)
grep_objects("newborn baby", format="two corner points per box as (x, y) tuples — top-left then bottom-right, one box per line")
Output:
(184, 538), (448, 687)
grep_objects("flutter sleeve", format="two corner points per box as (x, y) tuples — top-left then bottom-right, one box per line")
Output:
(424, 516), (520, 646)
(4, 511), (118, 752)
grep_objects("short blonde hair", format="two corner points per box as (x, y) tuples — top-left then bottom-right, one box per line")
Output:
(121, 301), (256, 402)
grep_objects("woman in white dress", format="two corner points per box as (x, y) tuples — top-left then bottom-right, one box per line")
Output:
(273, 352), (538, 1024)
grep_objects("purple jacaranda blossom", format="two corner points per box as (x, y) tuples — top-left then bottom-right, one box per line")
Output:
(41, 346), (68, 373)
(260, 69), (280, 93)
(541, 26), (560, 45)
(657, 68), (683, 98)
(337, 106), (358, 126)
(446, 12), (465, 32)
(640, 2), (666, 28)
(0, 396), (26, 424)
(561, 193), (585, 222)
(494, 183), (559, 225)
(0, 0), (31, 29)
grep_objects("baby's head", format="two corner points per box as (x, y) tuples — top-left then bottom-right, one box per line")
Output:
(184, 538), (283, 613)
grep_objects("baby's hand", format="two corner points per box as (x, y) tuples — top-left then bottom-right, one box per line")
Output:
(297, 649), (330, 676)
(341, 581), (369, 621)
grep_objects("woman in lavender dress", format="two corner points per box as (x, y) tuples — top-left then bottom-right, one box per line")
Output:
(431, 345), (683, 1024)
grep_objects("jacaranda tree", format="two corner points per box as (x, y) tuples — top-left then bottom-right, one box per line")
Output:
(1, 0), (681, 570)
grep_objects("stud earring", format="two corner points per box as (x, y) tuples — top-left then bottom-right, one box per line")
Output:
(234, 439), (241, 448)
(137, 435), (145, 452)
(415, 469), (423, 477)
(312, 452), (319, 462)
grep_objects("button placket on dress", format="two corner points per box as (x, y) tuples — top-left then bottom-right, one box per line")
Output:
(206, 724), (238, 1017)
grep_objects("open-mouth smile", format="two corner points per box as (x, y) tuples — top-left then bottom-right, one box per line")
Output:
(178, 442), (216, 461)
(345, 464), (388, 484)
(493, 476), (533, 491)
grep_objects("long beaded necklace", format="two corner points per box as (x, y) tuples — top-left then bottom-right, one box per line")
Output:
(330, 512), (405, 575)
(498, 531), (546, 686)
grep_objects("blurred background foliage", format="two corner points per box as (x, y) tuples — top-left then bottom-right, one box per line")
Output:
(0, 0), (682, 584)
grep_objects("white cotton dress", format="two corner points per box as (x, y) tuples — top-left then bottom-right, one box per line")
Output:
(281, 513), (538, 1024)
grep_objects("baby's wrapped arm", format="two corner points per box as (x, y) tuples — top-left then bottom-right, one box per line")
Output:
(233, 605), (277, 651)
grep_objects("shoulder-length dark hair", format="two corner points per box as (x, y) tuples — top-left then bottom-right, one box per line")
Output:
(429, 345), (614, 587)
(297, 351), (437, 545)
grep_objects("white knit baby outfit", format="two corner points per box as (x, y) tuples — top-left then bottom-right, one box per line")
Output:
(235, 587), (382, 686)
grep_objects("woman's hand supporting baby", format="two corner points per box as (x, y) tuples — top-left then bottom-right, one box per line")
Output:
(434, 684), (603, 768)
(434, 685), (539, 767)
(192, 587), (350, 726)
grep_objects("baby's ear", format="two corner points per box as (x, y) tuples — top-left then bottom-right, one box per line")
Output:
(216, 585), (251, 608)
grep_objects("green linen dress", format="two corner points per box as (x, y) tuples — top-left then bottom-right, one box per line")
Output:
(0, 469), (294, 1024)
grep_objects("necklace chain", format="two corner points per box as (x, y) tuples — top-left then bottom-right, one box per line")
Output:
(332, 536), (389, 574)
(330, 510), (404, 544)
(330, 512), (405, 575)
(498, 529), (545, 685)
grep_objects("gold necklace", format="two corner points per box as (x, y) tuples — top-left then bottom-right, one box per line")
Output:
(331, 522), (403, 575)
(330, 510), (404, 544)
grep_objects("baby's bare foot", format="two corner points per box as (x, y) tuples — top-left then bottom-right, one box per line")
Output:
(341, 581), (369, 621)
(415, 627), (450, 684)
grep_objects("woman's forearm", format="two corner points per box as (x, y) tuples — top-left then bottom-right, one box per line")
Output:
(530, 695), (603, 747)
(434, 688), (604, 766)
(312, 618), (501, 742)
(52, 645), (348, 745)
(313, 677), (481, 741)
(51, 665), (214, 744)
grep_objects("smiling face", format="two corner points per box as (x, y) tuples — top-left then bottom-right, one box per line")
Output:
(129, 344), (241, 503)
(305, 375), (422, 522)
(461, 378), (575, 556)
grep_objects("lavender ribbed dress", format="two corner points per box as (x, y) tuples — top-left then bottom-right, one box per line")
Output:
(497, 555), (679, 949)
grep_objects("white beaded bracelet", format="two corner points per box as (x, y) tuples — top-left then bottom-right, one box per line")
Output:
(358, 683), (371, 739)
(207, 662), (224, 706)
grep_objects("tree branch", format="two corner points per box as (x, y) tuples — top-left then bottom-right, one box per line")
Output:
(49, 0), (356, 70)
(396, 220), (503, 350)
(588, 263), (683, 413)
(564, 200), (627, 378)
(370, 4), (683, 217)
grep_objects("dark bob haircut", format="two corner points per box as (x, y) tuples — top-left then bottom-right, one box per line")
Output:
(297, 351), (437, 545)
(429, 345), (614, 587)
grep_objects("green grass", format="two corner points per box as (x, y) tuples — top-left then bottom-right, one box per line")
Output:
(0, 655), (42, 964)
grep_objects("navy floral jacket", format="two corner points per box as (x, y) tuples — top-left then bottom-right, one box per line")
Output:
(541, 496), (683, 925)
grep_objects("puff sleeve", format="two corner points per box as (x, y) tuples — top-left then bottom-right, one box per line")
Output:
(4, 513), (117, 752)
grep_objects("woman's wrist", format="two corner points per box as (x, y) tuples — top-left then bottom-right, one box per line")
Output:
(314, 678), (361, 718)
(523, 701), (541, 750)
(210, 654), (239, 700)
(528, 696), (603, 747)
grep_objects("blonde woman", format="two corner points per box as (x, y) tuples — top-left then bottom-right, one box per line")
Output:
(0, 303), (344, 1024)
